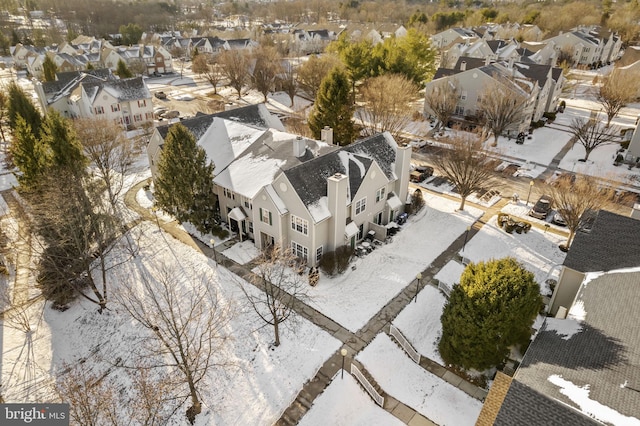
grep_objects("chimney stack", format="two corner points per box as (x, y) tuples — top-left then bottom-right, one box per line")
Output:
(293, 136), (306, 157)
(460, 61), (467, 71)
(321, 126), (334, 145)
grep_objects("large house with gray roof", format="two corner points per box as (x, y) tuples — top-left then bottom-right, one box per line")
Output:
(34, 69), (153, 128)
(147, 104), (411, 266)
(549, 210), (640, 316)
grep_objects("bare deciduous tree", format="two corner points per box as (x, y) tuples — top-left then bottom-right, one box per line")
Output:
(356, 74), (418, 141)
(432, 132), (498, 211)
(218, 49), (250, 99)
(241, 245), (309, 347)
(73, 118), (134, 211)
(595, 69), (638, 127)
(297, 53), (342, 99)
(569, 115), (620, 161)
(478, 79), (529, 146)
(118, 266), (233, 424)
(192, 54), (223, 94)
(279, 59), (298, 107)
(57, 362), (179, 426)
(548, 175), (614, 248)
(250, 45), (282, 102)
(424, 78), (460, 132)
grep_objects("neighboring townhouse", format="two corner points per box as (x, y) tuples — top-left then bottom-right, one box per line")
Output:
(10, 43), (45, 69)
(442, 39), (520, 69)
(424, 59), (539, 133)
(147, 104), (412, 266)
(33, 69), (153, 128)
(191, 36), (227, 56)
(292, 28), (336, 54)
(543, 26), (622, 67)
(430, 27), (478, 50)
(101, 44), (173, 75)
(479, 266), (640, 425)
(549, 210), (640, 316)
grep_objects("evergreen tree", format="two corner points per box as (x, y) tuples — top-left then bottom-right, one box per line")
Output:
(154, 124), (218, 235)
(116, 59), (133, 79)
(10, 116), (49, 189)
(7, 81), (42, 137)
(308, 68), (356, 146)
(40, 111), (87, 177)
(439, 258), (542, 371)
(43, 55), (58, 82)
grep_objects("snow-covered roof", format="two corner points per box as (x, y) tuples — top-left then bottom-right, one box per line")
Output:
(514, 267), (640, 424)
(284, 133), (398, 217)
(84, 76), (151, 103)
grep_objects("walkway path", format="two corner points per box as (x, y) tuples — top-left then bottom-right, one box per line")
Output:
(124, 181), (504, 425)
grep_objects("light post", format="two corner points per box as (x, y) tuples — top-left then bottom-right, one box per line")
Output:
(462, 226), (471, 252)
(340, 348), (348, 379)
(415, 272), (422, 303)
(526, 180), (534, 206)
(210, 238), (218, 267)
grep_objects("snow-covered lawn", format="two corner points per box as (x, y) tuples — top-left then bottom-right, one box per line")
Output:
(3, 222), (341, 424)
(358, 334), (483, 426)
(222, 240), (261, 265)
(307, 193), (483, 333)
(299, 373), (404, 426)
(393, 285), (447, 365)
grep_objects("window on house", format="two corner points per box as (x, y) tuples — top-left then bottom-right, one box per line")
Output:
(94, 106), (104, 114)
(316, 246), (323, 262)
(291, 241), (308, 262)
(260, 208), (272, 225)
(223, 188), (234, 199)
(374, 211), (383, 225)
(137, 99), (146, 108)
(145, 112), (153, 120)
(354, 197), (367, 215)
(244, 200), (252, 210)
(291, 215), (309, 235)
(248, 221), (253, 234)
(376, 187), (386, 203)
(455, 105), (464, 115)
(111, 104), (120, 112)
(460, 90), (467, 100)
(134, 114), (142, 122)
(357, 224), (364, 241)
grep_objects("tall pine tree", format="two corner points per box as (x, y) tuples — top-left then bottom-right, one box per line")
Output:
(43, 55), (58, 82)
(116, 59), (133, 78)
(154, 124), (218, 235)
(40, 111), (87, 177)
(439, 257), (542, 371)
(10, 116), (49, 189)
(7, 81), (42, 137)
(308, 68), (356, 146)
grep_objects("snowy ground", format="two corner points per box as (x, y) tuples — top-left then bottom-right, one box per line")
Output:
(299, 373), (404, 426)
(2, 221), (341, 424)
(357, 334), (483, 426)
(307, 193), (483, 333)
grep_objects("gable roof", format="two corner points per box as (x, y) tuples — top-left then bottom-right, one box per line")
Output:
(515, 268), (640, 423)
(82, 76), (150, 103)
(156, 104), (285, 140)
(563, 210), (640, 272)
(494, 379), (600, 425)
(284, 133), (397, 210)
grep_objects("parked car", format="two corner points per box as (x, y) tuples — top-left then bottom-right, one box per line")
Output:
(529, 195), (553, 219)
(153, 107), (168, 119)
(552, 211), (567, 226)
(154, 91), (167, 100)
(410, 165), (434, 183)
(162, 110), (180, 119)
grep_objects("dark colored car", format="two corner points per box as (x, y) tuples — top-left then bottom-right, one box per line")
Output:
(529, 195), (553, 219)
(410, 166), (434, 183)
(154, 91), (167, 99)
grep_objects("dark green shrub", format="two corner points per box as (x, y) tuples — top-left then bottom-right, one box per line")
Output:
(335, 245), (353, 274)
(543, 112), (556, 121)
(319, 251), (337, 276)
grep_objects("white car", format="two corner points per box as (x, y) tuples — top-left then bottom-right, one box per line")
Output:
(173, 94), (194, 101)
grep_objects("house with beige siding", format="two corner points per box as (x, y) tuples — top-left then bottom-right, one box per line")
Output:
(147, 104), (412, 266)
